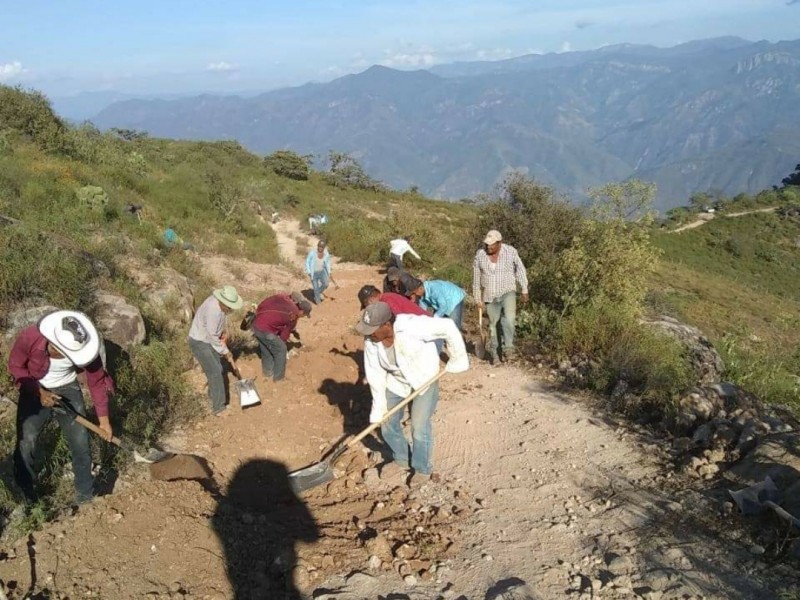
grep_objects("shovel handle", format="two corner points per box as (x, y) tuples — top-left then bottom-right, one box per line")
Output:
(345, 370), (446, 450)
(71, 413), (127, 450)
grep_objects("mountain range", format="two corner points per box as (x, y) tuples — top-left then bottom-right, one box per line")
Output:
(90, 37), (800, 210)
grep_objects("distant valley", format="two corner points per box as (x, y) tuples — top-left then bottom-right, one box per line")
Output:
(88, 37), (800, 210)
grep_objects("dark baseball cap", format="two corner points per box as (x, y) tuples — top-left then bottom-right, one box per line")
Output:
(357, 284), (380, 309)
(355, 302), (393, 336)
(399, 273), (423, 297)
(386, 266), (403, 282)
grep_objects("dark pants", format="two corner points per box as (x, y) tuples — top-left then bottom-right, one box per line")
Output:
(253, 328), (288, 381)
(14, 381), (94, 504)
(189, 338), (227, 413)
(388, 254), (403, 270)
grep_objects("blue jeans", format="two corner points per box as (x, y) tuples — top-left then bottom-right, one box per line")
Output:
(447, 301), (464, 330)
(311, 270), (329, 304)
(381, 384), (439, 475)
(189, 338), (227, 413)
(14, 381), (94, 504)
(253, 328), (287, 381)
(486, 291), (517, 357)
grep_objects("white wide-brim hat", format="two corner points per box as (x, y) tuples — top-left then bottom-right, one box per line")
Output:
(38, 310), (101, 367)
(213, 285), (244, 310)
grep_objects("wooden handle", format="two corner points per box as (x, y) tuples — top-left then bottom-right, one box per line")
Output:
(346, 370), (446, 449)
(72, 413), (125, 449)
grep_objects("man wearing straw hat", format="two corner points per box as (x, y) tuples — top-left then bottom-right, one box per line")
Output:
(8, 310), (114, 505)
(188, 286), (243, 416)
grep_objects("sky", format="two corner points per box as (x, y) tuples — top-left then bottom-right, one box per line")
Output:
(0, 0), (798, 99)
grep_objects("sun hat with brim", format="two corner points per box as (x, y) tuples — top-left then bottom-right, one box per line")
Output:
(484, 230), (502, 245)
(213, 286), (244, 310)
(355, 302), (393, 336)
(38, 310), (101, 367)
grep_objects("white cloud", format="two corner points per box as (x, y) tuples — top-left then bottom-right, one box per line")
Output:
(380, 51), (437, 68)
(206, 61), (237, 72)
(475, 47), (515, 60)
(560, 41), (572, 53)
(0, 61), (26, 81)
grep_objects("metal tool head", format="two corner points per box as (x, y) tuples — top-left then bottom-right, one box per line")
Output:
(235, 378), (262, 408)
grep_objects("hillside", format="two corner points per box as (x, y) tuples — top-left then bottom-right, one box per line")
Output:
(90, 37), (800, 210)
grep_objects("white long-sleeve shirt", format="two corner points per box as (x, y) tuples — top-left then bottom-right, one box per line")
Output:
(389, 238), (421, 260)
(364, 314), (468, 423)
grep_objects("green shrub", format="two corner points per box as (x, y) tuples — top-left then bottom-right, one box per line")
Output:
(264, 150), (311, 180)
(0, 225), (96, 318)
(76, 185), (109, 211)
(0, 85), (70, 153)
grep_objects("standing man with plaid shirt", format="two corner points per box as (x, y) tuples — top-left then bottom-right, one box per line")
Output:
(473, 230), (529, 363)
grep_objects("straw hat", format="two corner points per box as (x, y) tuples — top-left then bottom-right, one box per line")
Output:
(213, 286), (244, 310)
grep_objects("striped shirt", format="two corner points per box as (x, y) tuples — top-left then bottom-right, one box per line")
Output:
(472, 244), (529, 303)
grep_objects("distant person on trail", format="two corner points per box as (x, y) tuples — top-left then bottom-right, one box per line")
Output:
(383, 266), (405, 294)
(8, 310), (115, 505)
(188, 286), (243, 416)
(357, 284), (428, 316)
(247, 292), (312, 382)
(473, 229), (528, 363)
(305, 240), (332, 305)
(356, 302), (468, 487)
(388, 236), (421, 270)
(164, 225), (194, 251)
(399, 274), (466, 330)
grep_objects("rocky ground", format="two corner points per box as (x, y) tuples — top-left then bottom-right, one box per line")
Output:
(1, 221), (798, 600)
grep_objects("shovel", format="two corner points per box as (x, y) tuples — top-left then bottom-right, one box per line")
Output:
(232, 366), (262, 409)
(288, 370), (445, 494)
(57, 399), (173, 464)
(729, 476), (800, 528)
(476, 307), (487, 360)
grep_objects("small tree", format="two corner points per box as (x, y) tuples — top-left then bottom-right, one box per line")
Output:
(264, 150), (311, 180)
(325, 151), (384, 191)
(206, 171), (243, 221)
(0, 85), (70, 153)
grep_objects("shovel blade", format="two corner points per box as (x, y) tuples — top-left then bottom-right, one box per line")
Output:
(133, 447), (175, 464)
(476, 337), (486, 360)
(236, 379), (262, 408)
(288, 461), (335, 494)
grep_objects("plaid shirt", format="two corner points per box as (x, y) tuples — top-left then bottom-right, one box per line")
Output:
(472, 244), (529, 303)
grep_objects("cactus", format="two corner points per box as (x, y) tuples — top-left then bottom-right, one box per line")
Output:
(76, 185), (109, 211)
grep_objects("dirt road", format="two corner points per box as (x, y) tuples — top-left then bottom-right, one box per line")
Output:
(670, 207), (778, 233)
(0, 222), (793, 599)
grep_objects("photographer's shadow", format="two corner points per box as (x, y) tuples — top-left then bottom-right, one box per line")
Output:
(212, 459), (319, 599)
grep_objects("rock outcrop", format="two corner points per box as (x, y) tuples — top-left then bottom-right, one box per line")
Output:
(94, 292), (146, 352)
(641, 315), (724, 384)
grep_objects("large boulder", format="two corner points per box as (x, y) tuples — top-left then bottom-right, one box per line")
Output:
(2, 305), (59, 345)
(641, 316), (724, 384)
(94, 292), (146, 352)
(123, 263), (194, 327)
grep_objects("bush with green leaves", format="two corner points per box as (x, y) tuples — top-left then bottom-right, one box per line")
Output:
(76, 185), (109, 211)
(264, 150), (311, 180)
(324, 151), (385, 191)
(0, 85), (70, 153)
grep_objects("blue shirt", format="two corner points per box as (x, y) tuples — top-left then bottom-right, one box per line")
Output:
(304, 248), (331, 276)
(419, 280), (466, 317)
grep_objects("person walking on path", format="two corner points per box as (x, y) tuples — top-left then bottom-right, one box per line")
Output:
(388, 236), (421, 270)
(472, 229), (528, 363)
(305, 240), (332, 305)
(400, 274), (467, 330)
(249, 292), (312, 382)
(358, 284), (428, 316)
(188, 286), (243, 416)
(356, 302), (469, 486)
(8, 310), (115, 505)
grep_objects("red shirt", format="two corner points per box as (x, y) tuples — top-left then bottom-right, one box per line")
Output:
(8, 325), (115, 417)
(379, 292), (428, 316)
(252, 294), (302, 341)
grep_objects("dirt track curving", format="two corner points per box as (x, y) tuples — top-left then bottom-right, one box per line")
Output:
(0, 221), (795, 600)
